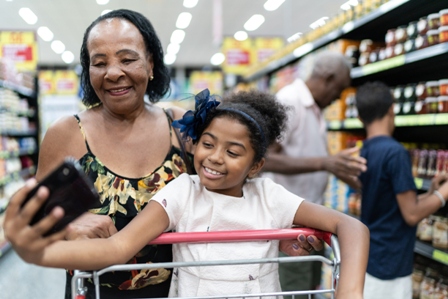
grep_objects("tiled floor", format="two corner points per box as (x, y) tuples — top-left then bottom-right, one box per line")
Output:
(0, 249), (65, 299)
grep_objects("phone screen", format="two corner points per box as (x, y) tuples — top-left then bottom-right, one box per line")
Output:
(23, 158), (100, 235)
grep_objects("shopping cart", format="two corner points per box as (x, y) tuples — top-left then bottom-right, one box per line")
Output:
(72, 228), (341, 299)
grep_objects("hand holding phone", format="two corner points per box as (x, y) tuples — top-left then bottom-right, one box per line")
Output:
(21, 157), (100, 236)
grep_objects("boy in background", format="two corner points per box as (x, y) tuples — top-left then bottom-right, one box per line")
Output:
(355, 81), (448, 299)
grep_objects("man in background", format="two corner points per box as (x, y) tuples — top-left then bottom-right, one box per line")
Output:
(263, 51), (367, 296)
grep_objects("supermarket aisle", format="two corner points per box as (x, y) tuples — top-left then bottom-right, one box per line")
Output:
(0, 249), (65, 299)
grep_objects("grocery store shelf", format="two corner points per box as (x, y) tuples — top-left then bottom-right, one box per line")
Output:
(0, 80), (35, 98)
(351, 43), (448, 78)
(0, 129), (37, 137)
(0, 166), (36, 187)
(0, 241), (11, 258)
(415, 240), (448, 266)
(414, 177), (432, 191)
(0, 148), (38, 159)
(327, 114), (448, 131)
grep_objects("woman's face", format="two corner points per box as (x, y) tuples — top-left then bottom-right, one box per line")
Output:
(87, 18), (153, 113)
(194, 117), (264, 197)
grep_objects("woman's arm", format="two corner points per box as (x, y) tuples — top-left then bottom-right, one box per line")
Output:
(293, 201), (369, 299)
(4, 179), (169, 270)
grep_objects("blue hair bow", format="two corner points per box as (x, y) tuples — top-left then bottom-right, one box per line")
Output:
(172, 89), (220, 142)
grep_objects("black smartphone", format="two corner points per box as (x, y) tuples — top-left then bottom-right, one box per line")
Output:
(21, 157), (100, 235)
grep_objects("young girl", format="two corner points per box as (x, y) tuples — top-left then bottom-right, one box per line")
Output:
(4, 89), (369, 298)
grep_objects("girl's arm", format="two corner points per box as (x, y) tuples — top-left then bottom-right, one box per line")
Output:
(4, 179), (169, 270)
(293, 201), (369, 299)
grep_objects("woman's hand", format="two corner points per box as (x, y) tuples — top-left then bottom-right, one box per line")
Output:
(3, 179), (66, 263)
(429, 173), (448, 195)
(65, 213), (117, 240)
(279, 234), (324, 256)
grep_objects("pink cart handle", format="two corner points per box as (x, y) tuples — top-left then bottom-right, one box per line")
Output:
(148, 228), (332, 246)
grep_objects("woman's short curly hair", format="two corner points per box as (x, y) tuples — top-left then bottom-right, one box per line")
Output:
(79, 9), (170, 106)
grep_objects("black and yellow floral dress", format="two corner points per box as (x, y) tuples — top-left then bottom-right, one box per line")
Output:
(65, 112), (191, 299)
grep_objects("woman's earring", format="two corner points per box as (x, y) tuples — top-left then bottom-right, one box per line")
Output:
(150, 75), (154, 81)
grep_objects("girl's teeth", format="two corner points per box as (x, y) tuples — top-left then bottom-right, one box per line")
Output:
(205, 167), (222, 175)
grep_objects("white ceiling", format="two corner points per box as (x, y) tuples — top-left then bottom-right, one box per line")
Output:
(0, 0), (346, 69)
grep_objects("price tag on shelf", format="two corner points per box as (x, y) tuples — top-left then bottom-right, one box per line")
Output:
(418, 114), (435, 126)
(327, 121), (341, 130)
(360, 56), (406, 76)
(433, 249), (448, 265)
(414, 178), (423, 190)
(434, 113), (448, 125)
(344, 118), (362, 129)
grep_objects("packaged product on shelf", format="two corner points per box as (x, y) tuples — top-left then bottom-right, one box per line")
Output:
(412, 149), (420, 177)
(403, 84), (417, 115)
(436, 150), (446, 176)
(415, 34), (429, 50)
(404, 38), (416, 53)
(393, 85), (405, 115)
(441, 9), (448, 26)
(428, 13), (441, 30)
(407, 21), (419, 40)
(385, 28), (396, 47)
(417, 216), (434, 242)
(395, 25), (408, 44)
(432, 216), (448, 250)
(417, 149), (429, 178)
(425, 97), (439, 114)
(427, 29), (440, 46)
(433, 279), (448, 299)
(412, 267), (424, 299)
(438, 96), (448, 113)
(440, 26), (448, 43)
(426, 149), (438, 177)
(417, 17), (429, 36)
(440, 79), (448, 96)
(420, 274), (437, 299)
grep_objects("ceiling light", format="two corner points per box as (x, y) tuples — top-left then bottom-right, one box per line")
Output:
(96, 0), (109, 5)
(101, 10), (112, 16)
(183, 0), (198, 8)
(18, 7), (38, 25)
(234, 31), (248, 41)
(51, 40), (65, 54)
(170, 30), (186, 44)
(176, 12), (192, 29)
(164, 53), (176, 65)
(287, 32), (302, 43)
(167, 43), (180, 55)
(37, 26), (54, 42)
(309, 17), (329, 29)
(62, 51), (75, 64)
(210, 53), (225, 65)
(264, 0), (285, 11)
(244, 14), (265, 31)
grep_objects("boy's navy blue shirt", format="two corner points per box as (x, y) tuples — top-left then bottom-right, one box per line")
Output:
(359, 135), (417, 280)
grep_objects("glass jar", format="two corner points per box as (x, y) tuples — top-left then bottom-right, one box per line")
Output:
(427, 29), (440, 46)
(440, 9), (448, 26)
(359, 39), (373, 53)
(378, 48), (387, 61)
(432, 216), (448, 250)
(426, 81), (440, 98)
(440, 79), (448, 96)
(404, 39), (416, 53)
(407, 21), (419, 39)
(438, 96), (448, 113)
(416, 82), (427, 100)
(425, 97), (438, 114)
(417, 17), (429, 36)
(385, 28), (397, 47)
(403, 84), (416, 114)
(415, 34), (429, 50)
(420, 275), (436, 299)
(395, 25), (408, 43)
(428, 13), (440, 30)
(440, 26), (448, 44)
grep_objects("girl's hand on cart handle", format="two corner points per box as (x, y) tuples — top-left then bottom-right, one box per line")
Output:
(65, 213), (117, 240)
(279, 234), (324, 256)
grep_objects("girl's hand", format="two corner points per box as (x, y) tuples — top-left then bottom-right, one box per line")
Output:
(279, 234), (324, 256)
(3, 178), (66, 263)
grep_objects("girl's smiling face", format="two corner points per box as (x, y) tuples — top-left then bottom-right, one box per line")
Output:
(194, 116), (264, 197)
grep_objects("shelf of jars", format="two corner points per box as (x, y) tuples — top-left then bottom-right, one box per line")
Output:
(244, 0), (448, 81)
(0, 166), (36, 188)
(0, 79), (36, 98)
(351, 42), (448, 78)
(327, 113), (448, 130)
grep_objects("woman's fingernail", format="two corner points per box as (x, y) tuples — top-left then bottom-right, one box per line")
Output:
(299, 235), (306, 242)
(307, 236), (314, 243)
(292, 243), (299, 250)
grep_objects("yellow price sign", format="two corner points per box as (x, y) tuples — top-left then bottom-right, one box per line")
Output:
(433, 249), (448, 265)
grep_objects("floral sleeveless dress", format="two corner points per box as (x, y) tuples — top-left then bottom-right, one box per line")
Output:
(65, 112), (189, 299)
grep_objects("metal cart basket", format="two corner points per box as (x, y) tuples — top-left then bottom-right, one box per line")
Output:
(72, 228), (341, 299)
